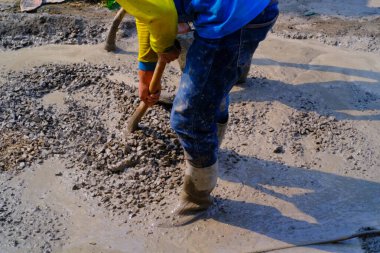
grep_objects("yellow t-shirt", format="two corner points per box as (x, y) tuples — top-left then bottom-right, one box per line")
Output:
(116, 0), (178, 65)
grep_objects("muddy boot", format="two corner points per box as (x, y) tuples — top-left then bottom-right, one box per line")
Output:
(172, 161), (218, 215)
(217, 121), (228, 147)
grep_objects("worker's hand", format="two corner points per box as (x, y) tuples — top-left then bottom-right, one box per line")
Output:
(138, 70), (161, 107)
(178, 23), (191, 34)
(158, 39), (181, 63)
(158, 48), (180, 63)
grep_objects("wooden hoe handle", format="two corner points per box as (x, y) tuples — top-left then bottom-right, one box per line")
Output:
(126, 60), (167, 133)
(104, 8), (127, 52)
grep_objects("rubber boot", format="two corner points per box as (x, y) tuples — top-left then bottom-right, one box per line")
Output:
(172, 161), (218, 215)
(217, 121), (228, 147)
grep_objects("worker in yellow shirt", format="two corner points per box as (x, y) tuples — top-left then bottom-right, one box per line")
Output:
(116, 1), (180, 106)
(116, 0), (279, 217)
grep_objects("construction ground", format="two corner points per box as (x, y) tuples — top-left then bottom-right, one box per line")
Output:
(1, 0), (380, 252)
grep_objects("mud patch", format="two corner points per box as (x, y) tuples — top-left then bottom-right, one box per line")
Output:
(42, 90), (67, 110)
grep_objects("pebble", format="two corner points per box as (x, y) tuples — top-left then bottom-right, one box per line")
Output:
(72, 184), (82, 191)
(273, 146), (284, 154)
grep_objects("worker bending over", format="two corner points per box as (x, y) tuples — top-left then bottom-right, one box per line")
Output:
(116, 0), (279, 216)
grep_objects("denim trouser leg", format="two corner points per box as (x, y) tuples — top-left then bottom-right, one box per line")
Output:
(171, 4), (279, 168)
(171, 33), (238, 168)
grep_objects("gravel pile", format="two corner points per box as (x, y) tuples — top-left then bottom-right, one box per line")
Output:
(286, 111), (358, 153)
(273, 15), (380, 53)
(227, 77), (375, 174)
(0, 63), (184, 217)
(0, 13), (108, 50)
(1, 62), (375, 223)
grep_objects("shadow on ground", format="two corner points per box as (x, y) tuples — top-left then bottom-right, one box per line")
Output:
(204, 149), (380, 251)
(230, 58), (380, 121)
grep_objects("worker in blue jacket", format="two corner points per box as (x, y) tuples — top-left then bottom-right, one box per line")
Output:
(117, 0), (279, 216)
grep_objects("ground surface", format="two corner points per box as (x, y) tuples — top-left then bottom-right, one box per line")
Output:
(1, 1), (380, 253)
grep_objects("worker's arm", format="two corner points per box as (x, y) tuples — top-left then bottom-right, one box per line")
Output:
(116, 0), (179, 106)
(133, 18), (158, 106)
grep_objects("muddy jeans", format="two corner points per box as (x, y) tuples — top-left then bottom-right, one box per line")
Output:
(171, 3), (279, 168)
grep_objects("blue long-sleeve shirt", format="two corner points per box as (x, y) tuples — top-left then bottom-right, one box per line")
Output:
(174, 0), (271, 39)
(117, 0), (275, 71)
